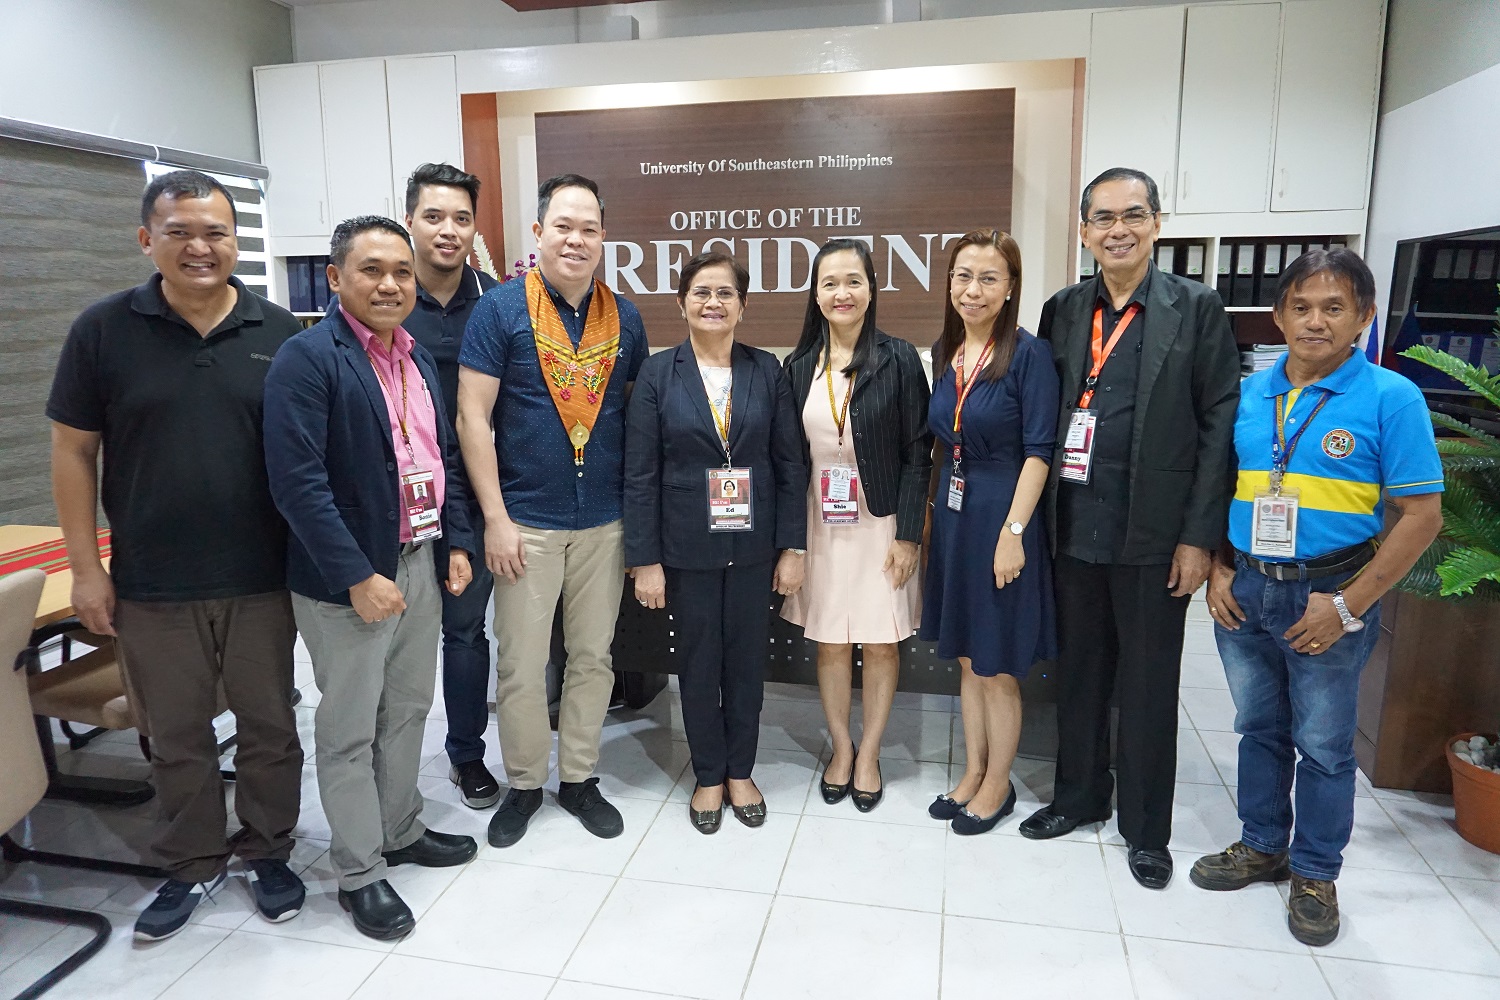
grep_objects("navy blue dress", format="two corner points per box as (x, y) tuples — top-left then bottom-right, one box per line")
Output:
(919, 331), (1059, 678)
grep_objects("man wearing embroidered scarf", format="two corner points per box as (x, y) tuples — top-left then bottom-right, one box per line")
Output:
(457, 175), (649, 848)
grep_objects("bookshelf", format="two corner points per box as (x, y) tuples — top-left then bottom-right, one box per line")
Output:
(1385, 228), (1500, 395)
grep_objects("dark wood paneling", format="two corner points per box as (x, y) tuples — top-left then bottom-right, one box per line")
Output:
(460, 92), (507, 275)
(0, 140), (155, 527)
(535, 90), (1015, 348)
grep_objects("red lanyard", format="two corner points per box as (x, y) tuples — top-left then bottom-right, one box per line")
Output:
(952, 339), (995, 436)
(1079, 304), (1140, 409)
(826, 354), (855, 446)
(368, 352), (417, 466)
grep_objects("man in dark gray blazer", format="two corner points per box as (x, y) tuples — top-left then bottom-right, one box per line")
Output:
(1019, 168), (1240, 890)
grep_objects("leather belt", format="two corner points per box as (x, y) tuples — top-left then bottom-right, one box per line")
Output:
(1238, 540), (1376, 582)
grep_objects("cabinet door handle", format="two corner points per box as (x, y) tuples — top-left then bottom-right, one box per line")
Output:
(319, 200), (326, 224)
(1278, 168), (1287, 199)
(1161, 167), (1171, 203)
(1181, 171), (1191, 199)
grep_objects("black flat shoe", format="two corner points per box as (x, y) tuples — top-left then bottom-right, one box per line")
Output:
(820, 746), (854, 805)
(1018, 804), (1111, 841)
(851, 761), (883, 813)
(338, 879), (414, 941)
(688, 786), (724, 835)
(727, 784), (767, 828)
(1128, 847), (1174, 890)
(382, 829), (477, 868)
(951, 782), (1016, 835)
(928, 794), (970, 821)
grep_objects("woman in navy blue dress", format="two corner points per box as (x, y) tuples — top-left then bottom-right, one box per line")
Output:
(920, 229), (1059, 835)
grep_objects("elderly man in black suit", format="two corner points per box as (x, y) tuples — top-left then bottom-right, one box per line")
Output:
(1020, 168), (1240, 890)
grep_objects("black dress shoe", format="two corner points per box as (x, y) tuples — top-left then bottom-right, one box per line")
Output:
(688, 786), (724, 835)
(558, 777), (625, 839)
(727, 783), (767, 828)
(338, 880), (414, 941)
(821, 746), (854, 805)
(488, 786), (544, 848)
(851, 761), (883, 813)
(928, 794), (970, 821)
(382, 829), (478, 868)
(1018, 804), (1111, 841)
(1128, 847), (1174, 890)
(951, 782), (1016, 836)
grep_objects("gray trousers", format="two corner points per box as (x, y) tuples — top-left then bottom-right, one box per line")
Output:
(292, 544), (440, 891)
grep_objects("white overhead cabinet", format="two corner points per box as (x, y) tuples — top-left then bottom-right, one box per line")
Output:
(254, 64), (329, 239)
(1082, 5), (1186, 213)
(386, 56), (464, 220)
(319, 60), (396, 224)
(1270, 0), (1383, 212)
(1174, 3), (1283, 215)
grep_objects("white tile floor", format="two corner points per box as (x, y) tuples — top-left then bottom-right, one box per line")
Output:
(3, 602), (1498, 999)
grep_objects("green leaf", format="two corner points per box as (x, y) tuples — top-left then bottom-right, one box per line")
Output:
(1437, 439), (1500, 459)
(1401, 345), (1500, 407)
(1435, 546), (1500, 597)
(1429, 411), (1500, 452)
(1440, 478), (1500, 553)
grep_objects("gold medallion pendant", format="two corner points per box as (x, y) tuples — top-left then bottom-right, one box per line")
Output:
(569, 422), (590, 465)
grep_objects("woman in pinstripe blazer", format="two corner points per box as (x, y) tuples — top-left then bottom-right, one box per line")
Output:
(781, 239), (933, 812)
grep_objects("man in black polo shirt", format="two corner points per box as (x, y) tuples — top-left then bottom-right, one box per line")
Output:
(400, 163), (501, 809)
(47, 170), (306, 941)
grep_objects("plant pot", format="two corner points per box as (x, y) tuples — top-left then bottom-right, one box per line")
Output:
(1447, 733), (1500, 855)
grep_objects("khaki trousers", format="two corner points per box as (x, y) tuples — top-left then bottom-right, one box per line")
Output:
(293, 544), (439, 891)
(493, 520), (623, 787)
(114, 591), (302, 883)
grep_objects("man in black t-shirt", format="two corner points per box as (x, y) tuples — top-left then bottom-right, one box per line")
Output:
(47, 170), (306, 942)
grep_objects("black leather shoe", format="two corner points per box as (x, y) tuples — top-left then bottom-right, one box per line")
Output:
(727, 783), (767, 828)
(851, 761), (883, 813)
(487, 786), (544, 848)
(1128, 847), (1174, 890)
(821, 745), (854, 805)
(951, 782), (1016, 836)
(338, 880), (414, 941)
(382, 829), (478, 868)
(1018, 805), (1111, 841)
(688, 786), (724, 835)
(558, 777), (625, 839)
(928, 794), (969, 821)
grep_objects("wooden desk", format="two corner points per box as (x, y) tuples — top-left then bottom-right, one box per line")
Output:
(0, 524), (111, 627)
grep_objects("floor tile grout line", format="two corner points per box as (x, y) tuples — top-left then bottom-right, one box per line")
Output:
(1366, 788), (1443, 880)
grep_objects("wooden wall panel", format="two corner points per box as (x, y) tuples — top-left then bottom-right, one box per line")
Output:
(460, 92), (506, 274)
(535, 90), (1015, 348)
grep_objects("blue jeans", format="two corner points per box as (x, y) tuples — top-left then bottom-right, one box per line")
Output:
(1214, 554), (1381, 880)
(442, 554), (496, 766)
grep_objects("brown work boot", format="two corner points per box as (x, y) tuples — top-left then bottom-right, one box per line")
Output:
(1189, 841), (1291, 891)
(1287, 874), (1340, 946)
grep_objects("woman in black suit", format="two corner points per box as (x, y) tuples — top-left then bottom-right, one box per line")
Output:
(624, 251), (808, 834)
(781, 239), (932, 812)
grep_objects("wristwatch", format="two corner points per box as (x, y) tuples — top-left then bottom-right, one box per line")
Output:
(1005, 521), (1025, 536)
(787, 548), (807, 555)
(1331, 591), (1365, 633)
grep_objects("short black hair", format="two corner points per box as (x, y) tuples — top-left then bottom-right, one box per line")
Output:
(677, 251), (750, 304)
(1275, 247), (1376, 316)
(330, 215), (413, 268)
(1080, 167), (1161, 220)
(404, 162), (480, 217)
(537, 173), (603, 224)
(141, 169), (238, 228)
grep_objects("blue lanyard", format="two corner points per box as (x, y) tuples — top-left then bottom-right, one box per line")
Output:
(1270, 388), (1332, 490)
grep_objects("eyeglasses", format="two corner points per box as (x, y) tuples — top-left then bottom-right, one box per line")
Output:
(1084, 210), (1157, 231)
(687, 287), (739, 303)
(949, 270), (1007, 289)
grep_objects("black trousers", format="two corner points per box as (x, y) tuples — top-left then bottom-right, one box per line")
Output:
(1052, 555), (1190, 850)
(666, 560), (774, 787)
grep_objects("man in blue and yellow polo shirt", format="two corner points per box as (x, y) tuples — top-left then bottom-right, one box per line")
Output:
(1191, 248), (1444, 947)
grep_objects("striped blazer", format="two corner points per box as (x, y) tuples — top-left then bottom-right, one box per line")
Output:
(783, 330), (934, 544)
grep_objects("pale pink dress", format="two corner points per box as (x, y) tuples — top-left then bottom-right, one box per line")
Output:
(780, 364), (921, 643)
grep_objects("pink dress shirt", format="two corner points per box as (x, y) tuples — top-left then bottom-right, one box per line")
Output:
(342, 306), (446, 543)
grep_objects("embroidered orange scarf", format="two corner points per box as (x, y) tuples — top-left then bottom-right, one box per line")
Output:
(528, 270), (621, 466)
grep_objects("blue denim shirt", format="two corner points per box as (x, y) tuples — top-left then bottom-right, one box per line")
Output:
(459, 271), (648, 531)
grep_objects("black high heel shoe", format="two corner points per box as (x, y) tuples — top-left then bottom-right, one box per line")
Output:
(850, 761), (883, 813)
(951, 782), (1017, 836)
(820, 745), (855, 805)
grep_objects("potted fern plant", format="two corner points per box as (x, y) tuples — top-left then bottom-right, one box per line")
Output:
(1399, 307), (1500, 853)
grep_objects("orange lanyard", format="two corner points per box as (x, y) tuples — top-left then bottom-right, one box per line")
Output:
(825, 354), (856, 446)
(704, 370), (732, 460)
(952, 339), (995, 436)
(368, 353), (417, 466)
(1078, 303), (1140, 409)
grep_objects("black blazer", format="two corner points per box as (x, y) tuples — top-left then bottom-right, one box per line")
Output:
(264, 309), (474, 605)
(783, 330), (934, 544)
(1037, 264), (1240, 562)
(624, 339), (807, 570)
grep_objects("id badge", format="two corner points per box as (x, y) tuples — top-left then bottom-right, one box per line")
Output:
(707, 467), (754, 531)
(821, 465), (860, 525)
(946, 474), (965, 512)
(1250, 488), (1299, 559)
(1059, 409), (1098, 485)
(400, 467), (443, 543)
